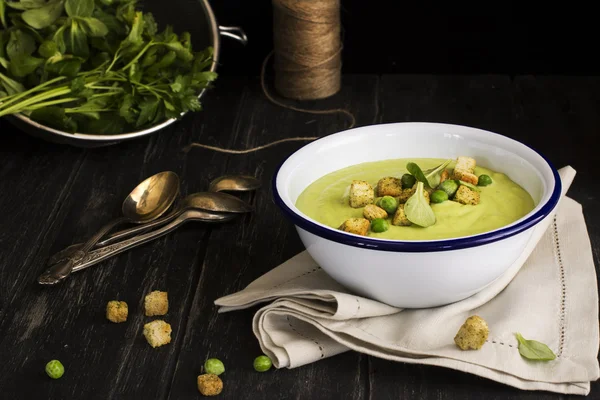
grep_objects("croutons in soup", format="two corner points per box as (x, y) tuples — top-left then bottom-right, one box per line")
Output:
(295, 157), (535, 240)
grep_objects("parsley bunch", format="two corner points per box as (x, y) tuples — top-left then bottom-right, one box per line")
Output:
(0, 0), (216, 134)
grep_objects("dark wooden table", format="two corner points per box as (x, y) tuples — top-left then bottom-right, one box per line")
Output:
(1, 74), (599, 399)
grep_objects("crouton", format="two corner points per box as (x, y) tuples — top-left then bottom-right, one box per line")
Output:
(339, 218), (370, 236)
(452, 156), (478, 185)
(454, 315), (489, 350)
(349, 180), (375, 208)
(440, 169), (450, 184)
(197, 374), (223, 396)
(363, 204), (388, 221)
(143, 320), (172, 348)
(106, 301), (128, 323)
(396, 187), (416, 203)
(145, 290), (168, 316)
(391, 204), (411, 226)
(454, 185), (480, 205)
(397, 187), (430, 204)
(376, 177), (402, 197)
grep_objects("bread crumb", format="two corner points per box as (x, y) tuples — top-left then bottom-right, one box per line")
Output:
(145, 290), (168, 316)
(197, 373), (223, 396)
(106, 301), (128, 323)
(143, 320), (172, 348)
(338, 218), (370, 236)
(454, 315), (489, 350)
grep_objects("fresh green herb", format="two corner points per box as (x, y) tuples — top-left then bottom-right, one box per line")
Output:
(458, 180), (481, 192)
(406, 162), (430, 187)
(422, 159), (452, 188)
(515, 333), (556, 361)
(407, 160), (452, 189)
(0, 0), (6, 29)
(405, 181), (436, 227)
(478, 174), (493, 186)
(21, 0), (63, 29)
(0, 0), (216, 134)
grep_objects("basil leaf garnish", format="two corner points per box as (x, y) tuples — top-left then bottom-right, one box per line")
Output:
(515, 333), (556, 361)
(404, 181), (436, 227)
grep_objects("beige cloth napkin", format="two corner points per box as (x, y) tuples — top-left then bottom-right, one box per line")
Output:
(216, 166), (600, 395)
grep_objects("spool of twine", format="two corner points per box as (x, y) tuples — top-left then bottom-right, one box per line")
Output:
(272, 0), (342, 100)
(183, 0), (356, 155)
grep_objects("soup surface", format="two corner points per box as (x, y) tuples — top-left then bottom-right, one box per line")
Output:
(295, 158), (535, 240)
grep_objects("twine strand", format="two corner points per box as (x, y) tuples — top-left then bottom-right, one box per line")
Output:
(184, 0), (356, 155)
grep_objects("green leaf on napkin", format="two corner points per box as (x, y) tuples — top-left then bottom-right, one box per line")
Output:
(515, 333), (556, 361)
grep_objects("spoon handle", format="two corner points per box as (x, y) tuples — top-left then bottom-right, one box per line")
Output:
(96, 207), (182, 247)
(38, 217), (130, 285)
(38, 217), (129, 285)
(71, 211), (234, 273)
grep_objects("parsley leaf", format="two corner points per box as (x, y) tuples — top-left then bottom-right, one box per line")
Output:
(21, 0), (64, 29)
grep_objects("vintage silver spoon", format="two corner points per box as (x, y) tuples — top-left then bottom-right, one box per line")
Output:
(46, 191), (253, 265)
(95, 191), (251, 246)
(38, 171), (180, 285)
(70, 209), (237, 274)
(208, 175), (261, 193)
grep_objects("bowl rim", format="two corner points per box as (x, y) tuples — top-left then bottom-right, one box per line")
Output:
(272, 122), (562, 253)
(10, 0), (220, 142)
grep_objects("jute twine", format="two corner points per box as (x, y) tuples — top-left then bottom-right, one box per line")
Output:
(184, 0), (356, 155)
(273, 0), (342, 100)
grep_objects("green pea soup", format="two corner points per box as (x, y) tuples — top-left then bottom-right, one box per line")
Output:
(295, 158), (535, 240)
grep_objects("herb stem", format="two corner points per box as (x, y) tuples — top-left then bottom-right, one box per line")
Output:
(65, 108), (114, 114)
(86, 86), (123, 91)
(0, 87), (71, 117)
(0, 76), (67, 111)
(120, 41), (156, 72)
(22, 98), (80, 112)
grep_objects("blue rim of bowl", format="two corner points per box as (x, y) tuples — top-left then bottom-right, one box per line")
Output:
(271, 129), (562, 253)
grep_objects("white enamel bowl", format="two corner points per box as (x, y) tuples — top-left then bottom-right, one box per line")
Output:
(273, 122), (561, 308)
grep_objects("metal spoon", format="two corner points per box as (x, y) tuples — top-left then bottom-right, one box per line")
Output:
(38, 171), (180, 285)
(46, 191), (253, 266)
(208, 175), (261, 193)
(95, 191), (252, 246)
(70, 209), (237, 274)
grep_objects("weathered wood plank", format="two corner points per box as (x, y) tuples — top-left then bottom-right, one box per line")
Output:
(0, 78), (247, 399)
(167, 75), (379, 399)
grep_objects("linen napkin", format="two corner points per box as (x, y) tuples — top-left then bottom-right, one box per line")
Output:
(215, 166), (600, 395)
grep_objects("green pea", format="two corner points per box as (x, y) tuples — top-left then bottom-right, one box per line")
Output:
(253, 355), (272, 372)
(45, 360), (64, 379)
(431, 190), (448, 203)
(204, 358), (225, 376)
(38, 41), (58, 59)
(437, 179), (459, 198)
(371, 218), (389, 233)
(379, 196), (398, 214)
(478, 174), (493, 186)
(401, 174), (416, 189)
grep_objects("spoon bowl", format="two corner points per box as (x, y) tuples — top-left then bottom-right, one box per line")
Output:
(122, 171), (181, 221)
(184, 191), (253, 213)
(208, 175), (261, 193)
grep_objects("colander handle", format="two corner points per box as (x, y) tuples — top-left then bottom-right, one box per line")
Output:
(219, 26), (248, 45)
